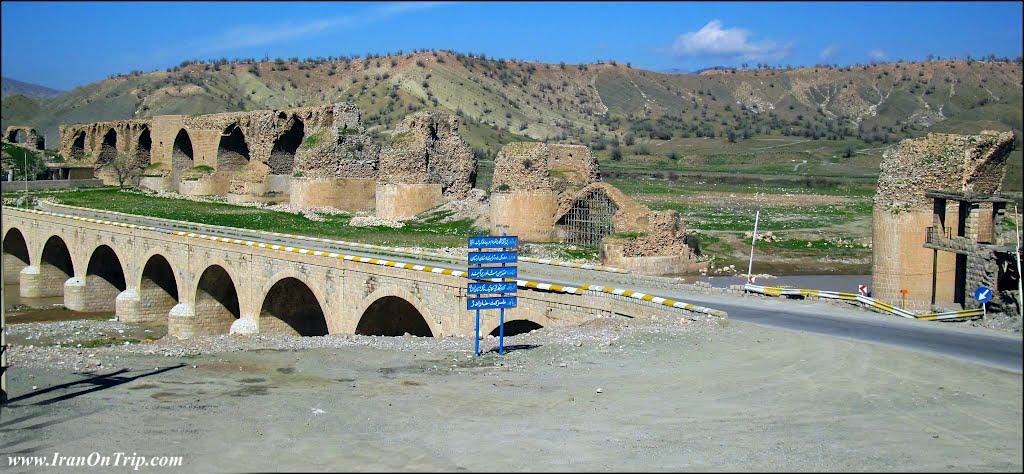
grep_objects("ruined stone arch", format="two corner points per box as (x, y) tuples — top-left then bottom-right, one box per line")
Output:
(258, 276), (328, 336)
(352, 286), (439, 337)
(193, 264), (241, 335)
(8, 129), (26, 143)
(171, 129), (194, 177)
(2, 227), (31, 284)
(71, 131), (86, 161)
(217, 123), (250, 172)
(135, 127), (152, 166)
(98, 128), (118, 165)
(486, 319), (544, 337)
(268, 117), (304, 175)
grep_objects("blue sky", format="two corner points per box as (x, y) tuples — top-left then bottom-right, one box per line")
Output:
(2, 1), (1021, 90)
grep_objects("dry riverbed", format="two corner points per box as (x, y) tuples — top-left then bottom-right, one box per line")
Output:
(3, 314), (1021, 471)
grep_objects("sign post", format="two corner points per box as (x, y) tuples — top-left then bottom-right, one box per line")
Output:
(467, 235), (518, 356)
(974, 286), (993, 319)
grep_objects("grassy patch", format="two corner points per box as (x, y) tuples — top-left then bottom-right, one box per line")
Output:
(650, 201), (873, 231)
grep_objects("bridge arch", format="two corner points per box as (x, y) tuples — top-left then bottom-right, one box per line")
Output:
(487, 319), (543, 337)
(269, 117), (304, 175)
(36, 235), (76, 297)
(171, 129), (194, 177)
(71, 131), (86, 161)
(137, 253), (179, 324)
(193, 264), (241, 335)
(353, 287), (438, 337)
(258, 276), (328, 336)
(84, 244), (127, 311)
(136, 127), (152, 166)
(217, 123), (250, 172)
(2, 227), (30, 284)
(98, 128), (118, 165)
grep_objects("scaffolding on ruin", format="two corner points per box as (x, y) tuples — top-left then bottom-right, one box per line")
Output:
(558, 189), (619, 246)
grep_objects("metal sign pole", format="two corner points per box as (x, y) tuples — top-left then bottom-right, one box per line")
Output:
(1014, 204), (1023, 320)
(474, 309), (480, 356)
(747, 208), (761, 282)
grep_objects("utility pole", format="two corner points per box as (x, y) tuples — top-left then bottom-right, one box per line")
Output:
(747, 208), (761, 284)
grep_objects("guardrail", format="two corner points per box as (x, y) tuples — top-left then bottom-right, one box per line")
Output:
(38, 201), (630, 274)
(8, 206), (726, 319)
(743, 283), (984, 321)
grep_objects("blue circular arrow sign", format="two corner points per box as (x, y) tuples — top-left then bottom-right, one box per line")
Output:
(974, 286), (993, 303)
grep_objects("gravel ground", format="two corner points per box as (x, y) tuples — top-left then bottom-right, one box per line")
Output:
(3, 315), (1020, 472)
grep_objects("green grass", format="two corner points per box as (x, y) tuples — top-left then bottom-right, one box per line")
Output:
(19, 188), (482, 247)
(649, 201), (874, 231)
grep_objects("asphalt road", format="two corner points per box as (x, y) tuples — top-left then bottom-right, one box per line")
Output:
(38, 204), (1024, 373)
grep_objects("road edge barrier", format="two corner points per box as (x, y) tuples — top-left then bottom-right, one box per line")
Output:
(743, 283), (983, 321)
(9, 207), (726, 320)
(38, 201), (630, 274)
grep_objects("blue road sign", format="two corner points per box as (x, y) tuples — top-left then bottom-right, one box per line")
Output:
(468, 266), (517, 280)
(467, 296), (518, 310)
(468, 251), (518, 264)
(468, 236), (519, 249)
(974, 286), (993, 303)
(468, 281), (518, 295)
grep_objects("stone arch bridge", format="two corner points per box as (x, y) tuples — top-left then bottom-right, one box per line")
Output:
(2, 207), (693, 339)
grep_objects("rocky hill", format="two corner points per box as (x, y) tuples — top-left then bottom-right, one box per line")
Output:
(2, 51), (1021, 157)
(2, 76), (64, 99)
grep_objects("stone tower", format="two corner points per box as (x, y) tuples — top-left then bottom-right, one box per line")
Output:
(871, 131), (1014, 310)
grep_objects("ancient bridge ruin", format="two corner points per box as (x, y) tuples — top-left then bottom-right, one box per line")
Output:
(2, 207), (692, 339)
(4, 126), (45, 150)
(57, 103), (475, 220)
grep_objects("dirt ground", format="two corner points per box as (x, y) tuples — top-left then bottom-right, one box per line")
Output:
(3, 317), (1021, 472)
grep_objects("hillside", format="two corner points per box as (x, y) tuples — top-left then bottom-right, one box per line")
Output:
(1, 76), (64, 99)
(2, 51), (1021, 188)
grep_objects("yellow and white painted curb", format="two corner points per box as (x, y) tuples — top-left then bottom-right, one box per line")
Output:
(10, 207), (726, 319)
(743, 283), (984, 321)
(40, 201), (630, 274)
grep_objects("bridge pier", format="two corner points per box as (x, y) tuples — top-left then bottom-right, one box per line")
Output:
(3, 254), (26, 284)
(168, 303), (197, 339)
(19, 265), (67, 298)
(229, 314), (258, 335)
(63, 276), (118, 312)
(117, 286), (177, 324)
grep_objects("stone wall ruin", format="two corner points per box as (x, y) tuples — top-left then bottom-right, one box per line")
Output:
(4, 126), (45, 150)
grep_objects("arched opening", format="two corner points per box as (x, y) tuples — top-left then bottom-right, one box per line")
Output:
(171, 129), (194, 178)
(71, 131), (86, 161)
(139, 254), (178, 323)
(2, 228), (30, 285)
(259, 277), (327, 336)
(488, 320), (543, 337)
(269, 118), (304, 175)
(37, 236), (75, 297)
(217, 124), (250, 172)
(34, 133), (44, 150)
(555, 188), (620, 246)
(136, 128), (152, 166)
(10, 129), (27, 144)
(85, 245), (126, 311)
(355, 296), (433, 337)
(195, 265), (240, 335)
(98, 129), (117, 165)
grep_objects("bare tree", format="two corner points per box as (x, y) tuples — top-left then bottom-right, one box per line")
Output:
(106, 152), (141, 188)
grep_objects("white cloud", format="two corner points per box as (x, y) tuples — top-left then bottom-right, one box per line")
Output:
(193, 2), (447, 55)
(820, 44), (840, 60)
(671, 20), (791, 61)
(867, 49), (887, 62)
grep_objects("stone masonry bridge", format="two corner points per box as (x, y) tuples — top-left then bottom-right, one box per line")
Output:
(2, 207), (698, 339)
